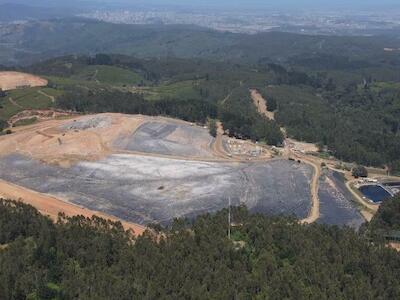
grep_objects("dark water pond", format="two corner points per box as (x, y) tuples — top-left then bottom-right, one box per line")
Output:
(359, 185), (392, 203)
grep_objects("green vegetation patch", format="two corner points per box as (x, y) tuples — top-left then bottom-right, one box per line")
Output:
(141, 80), (202, 101)
(1, 199), (400, 299)
(0, 87), (57, 120)
(73, 65), (143, 85)
(12, 117), (38, 127)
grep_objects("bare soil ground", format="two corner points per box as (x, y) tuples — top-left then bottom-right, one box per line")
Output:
(287, 138), (319, 153)
(2, 113), (271, 166)
(250, 89), (275, 120)
(389, 242), (400, 252)
(211, 121), (231, 159)
(298, 155), (321, 224)
(0, 71), (48, 91)
(0, 113), (145, 167)
(0, 179), (145, 235)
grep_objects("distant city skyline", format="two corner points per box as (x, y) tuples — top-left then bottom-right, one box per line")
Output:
(107, 0), (400, 11)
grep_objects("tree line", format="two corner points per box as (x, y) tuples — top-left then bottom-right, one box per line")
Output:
(1, 198), (400, 299)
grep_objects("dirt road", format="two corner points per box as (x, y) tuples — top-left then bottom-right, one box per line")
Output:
(211, 121), (231, 159)
(299, 156), (321, 224)
(0, 179), (145, 235)
(250, 89), (275, 120)
(8, 97), (23, 108)
(221, 92), (232, 105)
(38, 90), (55, 103)
(345, 179), (379, 221)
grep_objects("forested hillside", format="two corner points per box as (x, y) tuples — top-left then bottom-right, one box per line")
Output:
(263, 82), (400, 171)
(2, 18), (400, 66)
(366, 194), (400, 237)
(1, 198), (400, 299)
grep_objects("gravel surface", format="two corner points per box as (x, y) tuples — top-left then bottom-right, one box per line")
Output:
(60, 115), (112, 131)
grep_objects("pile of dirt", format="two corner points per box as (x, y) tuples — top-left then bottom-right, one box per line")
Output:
(0, 113), (144, 167)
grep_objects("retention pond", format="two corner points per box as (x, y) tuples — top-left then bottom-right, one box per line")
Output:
(359, 185), (392, 203)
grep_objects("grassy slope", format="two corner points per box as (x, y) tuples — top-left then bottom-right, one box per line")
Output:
(71, 65), (143, 85)
(0, 87), (58, 120)
(138, 80), (202, 101)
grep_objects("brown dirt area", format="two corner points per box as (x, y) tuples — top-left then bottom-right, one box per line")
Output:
(298, 155), (321, 224)
(0, 113), (145, 167)
(250, 89), (275, 120)
(212, 121), (233, 159)
(286, 138), (319, 153)
(389, 242), (400, 252)
(0, 179), (145, 235)
(0, 71), (48, 91)
(1, 112), (271, 166)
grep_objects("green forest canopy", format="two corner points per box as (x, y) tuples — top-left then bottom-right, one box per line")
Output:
(1, 197), (400, 299)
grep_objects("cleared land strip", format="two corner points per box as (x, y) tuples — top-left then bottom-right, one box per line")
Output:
(0, 179), (146, 235)
(250, 89), (275, 120)
(298, 156), (321, 223)
(211, 121), (231, 159)
(0, 71), (47, 91)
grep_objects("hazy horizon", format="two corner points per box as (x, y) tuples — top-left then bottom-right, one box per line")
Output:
(1, 0), (399, 12)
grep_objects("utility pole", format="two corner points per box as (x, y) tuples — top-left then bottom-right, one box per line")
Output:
(228, 197), (231, 240)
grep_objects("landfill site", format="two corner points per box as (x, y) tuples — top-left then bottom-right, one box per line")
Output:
(0, 113), (318, 225)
